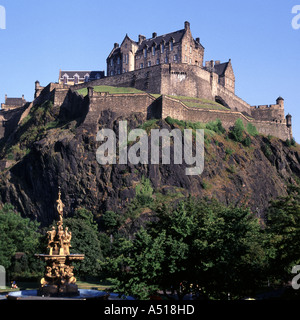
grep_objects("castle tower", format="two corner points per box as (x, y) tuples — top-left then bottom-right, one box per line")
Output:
(276, 96), (284, 108)
(34, 80), (42, 99)
(286, 113), (292, 127)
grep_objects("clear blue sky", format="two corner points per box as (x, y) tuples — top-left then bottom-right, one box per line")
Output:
(0, 0), (299, 141)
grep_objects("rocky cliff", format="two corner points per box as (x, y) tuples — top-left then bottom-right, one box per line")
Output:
(0, 90), (299, 227)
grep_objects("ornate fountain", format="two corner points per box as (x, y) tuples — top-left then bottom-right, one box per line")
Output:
(6, 189), (134, 300)
(35, 189), (84, 297)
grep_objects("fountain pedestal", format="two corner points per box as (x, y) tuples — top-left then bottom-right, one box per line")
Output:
(35, 254), (84, 297)
(35, 189), (85, 297)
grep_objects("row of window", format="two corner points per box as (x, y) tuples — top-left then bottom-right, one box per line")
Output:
(139, 55), (178, 68)
(143, 41), (173, 58)
(62, 74), (101, 84)
(109, 53), (199, 74)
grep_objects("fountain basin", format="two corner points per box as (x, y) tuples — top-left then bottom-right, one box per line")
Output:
(7, 289), (135, 300)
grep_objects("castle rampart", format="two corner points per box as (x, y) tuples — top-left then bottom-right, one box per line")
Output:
(160, 95), (292, 140)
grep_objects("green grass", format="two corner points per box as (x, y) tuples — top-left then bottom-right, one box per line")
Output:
(167, 95), (228, 110)
(76, 86), (228, 111)
(77, 85), (145, 97)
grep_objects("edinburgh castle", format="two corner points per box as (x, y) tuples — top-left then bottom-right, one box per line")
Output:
(0, 21), (293, 142)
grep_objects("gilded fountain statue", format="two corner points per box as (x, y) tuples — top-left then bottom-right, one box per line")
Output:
(35, 188), (84, 297)
(5, 188), (133, 300)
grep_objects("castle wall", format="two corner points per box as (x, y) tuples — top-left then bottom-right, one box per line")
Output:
(74, 65), (163, 94)
(216, 85), (251, 115)
(251, 104), (285, 122)
(81, 91), (158, 133)
(160, 64), (213, 100)
(160, 95), (291, 140)
(73, 63), (251, 116)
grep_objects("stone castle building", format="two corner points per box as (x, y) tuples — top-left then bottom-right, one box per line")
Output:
(59, 70), (105, 85)
(0, 21), (293, 143)
(1, 94), (26, 110)
(106, 21), (235, 94)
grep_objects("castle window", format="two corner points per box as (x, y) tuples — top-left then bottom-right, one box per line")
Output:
(170, 41), (173, 51)
(63, 75), (68, 84)
(190, 46), (192, 53)
(110, 71), (114, 76)
(110, 59), (114, 67)
(165, 56), (168, 63)
(117, 69), (121, 75)
(117, 57), (120, 65)
(156, 58), (160, 65)
(185, 44), (187, 51)
(185, 55), (187, 62)
(161, 44), (164, 53)
(140, 63), (144, 69)
(152, 46), (155, 56)
(144, 48), (147, 58)
(174, 54), (178, 61)
(74, 75), (79, 84)
(84, 75), (89, 82)
(148, 61), (151, 67)
(189, 58), (192, 64)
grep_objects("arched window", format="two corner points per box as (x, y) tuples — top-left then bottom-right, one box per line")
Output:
(152, 46), (155, 56)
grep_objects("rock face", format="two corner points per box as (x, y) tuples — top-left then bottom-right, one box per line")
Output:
(0, 92), (299, 227)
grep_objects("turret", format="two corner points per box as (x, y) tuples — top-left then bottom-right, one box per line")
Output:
(34, 80), (42, 99)
(276, 96), (284, 108)
(286, 113), (292, 127)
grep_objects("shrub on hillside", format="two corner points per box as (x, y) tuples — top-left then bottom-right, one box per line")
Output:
(230, 119), (245, 142)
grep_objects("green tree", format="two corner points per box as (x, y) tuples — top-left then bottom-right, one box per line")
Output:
(0, 203), (42, 278)
(191, 200), (269, 299)
(266, 185), (300, 283)
(64, 208), (102, 277)
(102, 210), (119, 233)
(101, 197), (270, 300)
(135, 176), (153, 206)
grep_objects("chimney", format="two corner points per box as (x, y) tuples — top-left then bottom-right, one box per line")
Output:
(138, 34), (146, 44)
(196, 37), (200, 43)
(152, 32), (157, 38)
(215, 60), (220, 65)
(5, 94), (7, 103)
(114, 43), (119, 49)
(205, 61), (210, 69)
(184, 21), (190, 30)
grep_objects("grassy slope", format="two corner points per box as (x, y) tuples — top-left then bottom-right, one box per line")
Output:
(76, 85), (227, 110)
